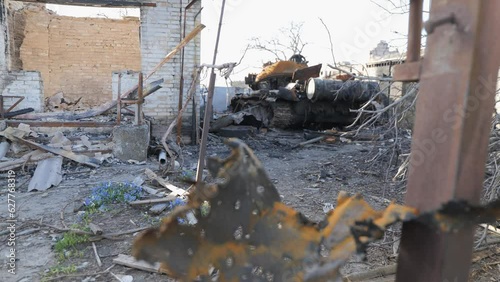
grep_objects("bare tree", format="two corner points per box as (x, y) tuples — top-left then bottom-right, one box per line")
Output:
(249, 22), (308, 61)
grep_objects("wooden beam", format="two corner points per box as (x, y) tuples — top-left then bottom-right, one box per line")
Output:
(19, 0), (156, 7)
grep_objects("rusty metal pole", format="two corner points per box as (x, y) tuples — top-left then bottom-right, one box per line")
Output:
(393, 0), (423, 82)
(0, 95), (4, 119)
(136, 72), (143, 126)
(396, 1), (500, 281)
(407, 0), (423, 62)
(177, 0), (200, 144)
(117, 73), (122, 125)
(196, 0), (226, 184)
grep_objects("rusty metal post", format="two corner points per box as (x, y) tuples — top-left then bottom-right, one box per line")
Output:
(0, 95), (4, 119)
(136, 72), (144, 126)
(393, 0), (423, 82)
(407, 0), (423, 62)
(396, 1), (500, 281)
(117, 73), (122, 125)
(177, 0), (200, 144)
(196, 0), (226, 184)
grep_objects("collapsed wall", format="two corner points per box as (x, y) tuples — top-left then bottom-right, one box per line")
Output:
(8, 3), (141, 107)
(0, 1), (44, 112)
(1, 0), (202, 143)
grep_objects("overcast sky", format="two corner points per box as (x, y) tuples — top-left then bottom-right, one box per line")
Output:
(47, 0), (430, 85)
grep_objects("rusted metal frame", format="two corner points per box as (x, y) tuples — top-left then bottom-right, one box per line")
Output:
(5, 121), (117, 127)
(0, 95), (26, 117)
(177, 0), (200, 144)
(18, 0), (156, 7)
(136, 72), (143, 125)
(117, 73), (122, 125)
(396, 1), (500, 281)
(196, 0), (226, 183)
(393, 0), (423, 82)
(6, 96), (25, 113)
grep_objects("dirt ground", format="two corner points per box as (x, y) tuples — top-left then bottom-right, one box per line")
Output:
(1, 129), (499, 282)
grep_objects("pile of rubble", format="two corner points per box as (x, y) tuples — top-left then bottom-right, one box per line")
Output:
(0, 122), (114, 191)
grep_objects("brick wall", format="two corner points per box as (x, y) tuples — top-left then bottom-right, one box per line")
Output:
(1, 2), (43, 113)
(9, 5), (141, 107)
(140, 0), (201, 128)
(1, 71), (44, 112)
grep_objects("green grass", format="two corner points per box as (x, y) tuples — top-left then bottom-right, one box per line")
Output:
(54, 232), (89, 253)
(41, 264), (77, 281)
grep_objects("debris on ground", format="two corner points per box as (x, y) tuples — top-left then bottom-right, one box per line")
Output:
(132, 139), (500, 281)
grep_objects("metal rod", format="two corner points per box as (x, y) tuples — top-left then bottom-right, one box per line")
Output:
(117, 73), (122, 125)
(0, 95), (4, 119)
(136, 72), (143, 126)
(192, 7), (203, 145)
(396, 0), (500, 280)
(6, 96), (25, 113)
(196, 0), (226, 183)
(178, 0), (200, 144)
(407, 0), (423, 62)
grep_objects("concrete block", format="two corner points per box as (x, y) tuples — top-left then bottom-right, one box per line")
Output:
(112, 124), (150, 162)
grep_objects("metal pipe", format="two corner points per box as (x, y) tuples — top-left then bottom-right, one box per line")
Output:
(136, 72), (143, 125)
(192, 7), (203, 145)
(407, 0), (423, 62)
(196, 0), (227, 184)
(0, 95), (4, 119)
(178, 0), (200, 144)
(117, 73), (122, 125)
(158, 150), (167, 165)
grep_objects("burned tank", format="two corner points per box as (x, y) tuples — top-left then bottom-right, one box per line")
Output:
(230, 55), (384, 129)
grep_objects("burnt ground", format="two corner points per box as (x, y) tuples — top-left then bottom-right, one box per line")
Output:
(0, 129), (499, 282)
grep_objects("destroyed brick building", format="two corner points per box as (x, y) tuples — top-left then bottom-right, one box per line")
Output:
(0, 0), (201, 141)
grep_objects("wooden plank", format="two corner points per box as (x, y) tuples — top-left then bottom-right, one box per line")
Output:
(129, 194), (178, 206)
(0, 130), (100, 168)
(149, 203), (169, 215)
(144, 168), (186, 195)
(113, 254), (160, 273)
(145, 24), (205, 81)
